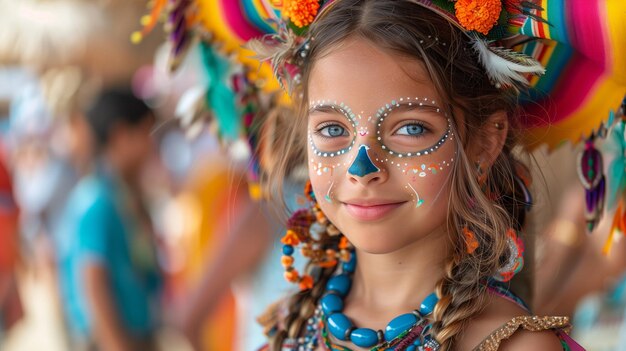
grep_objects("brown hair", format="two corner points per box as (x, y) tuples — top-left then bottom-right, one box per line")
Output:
(262, 1), (532, 349)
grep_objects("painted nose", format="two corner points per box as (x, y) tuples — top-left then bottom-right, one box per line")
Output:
(347, 144), (385, 185)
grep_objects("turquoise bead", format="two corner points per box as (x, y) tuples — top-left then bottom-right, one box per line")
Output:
(350, 328), (378, 347)
(419, 292), (439, 315)
(321, 293), (343, 315)
(342, 253), (356, 273)
(384, 313), (417, 341)
(326, 274), (351, 296)
(327, 313), (353, 341)
(282, 245), (294, 256)
(406, 346), (416, 351)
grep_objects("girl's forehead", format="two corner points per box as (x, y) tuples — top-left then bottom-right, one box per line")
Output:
(307, 37), (441, 113)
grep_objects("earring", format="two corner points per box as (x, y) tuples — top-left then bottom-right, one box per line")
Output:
(280, 181), (353, 290)
(577, 133), (605, 232)
(493, 228), (525, 282)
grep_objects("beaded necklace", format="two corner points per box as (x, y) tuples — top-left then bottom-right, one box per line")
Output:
(297, 252), (441, 351)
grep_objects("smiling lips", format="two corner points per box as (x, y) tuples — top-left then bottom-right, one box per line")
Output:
(342, 200), (407, 221)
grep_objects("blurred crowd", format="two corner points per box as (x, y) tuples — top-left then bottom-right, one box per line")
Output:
(0, 56), (302, 351)
(1, 1), (626, 351)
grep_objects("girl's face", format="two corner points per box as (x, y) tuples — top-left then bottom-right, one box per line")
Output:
(307, 37), (457, 254)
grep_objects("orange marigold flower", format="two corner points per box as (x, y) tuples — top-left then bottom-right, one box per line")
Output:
(281, 230), (300, 245)
(299, 274), (314, 290)
(283, 0), (320, 28)
(454, 0), (502, 35)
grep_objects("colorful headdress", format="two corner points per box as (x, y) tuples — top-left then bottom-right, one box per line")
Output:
(248, 0), (548, 94)
(248, 0), (626, 148)
(136, 0), (626, 151)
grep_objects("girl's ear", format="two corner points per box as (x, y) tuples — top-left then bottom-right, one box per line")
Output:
(468, 111), (508, 167)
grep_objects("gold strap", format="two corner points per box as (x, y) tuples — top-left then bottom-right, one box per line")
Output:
(473, 315), (570, 351)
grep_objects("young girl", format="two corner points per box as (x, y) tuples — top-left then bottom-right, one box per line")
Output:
(252, 0), (584, 350)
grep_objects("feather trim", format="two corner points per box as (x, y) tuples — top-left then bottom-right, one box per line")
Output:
(471, 36), (545, 90)
(245, 24), (302, 93)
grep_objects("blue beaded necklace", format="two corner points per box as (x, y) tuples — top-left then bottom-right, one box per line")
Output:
(315, 252), (441, 350)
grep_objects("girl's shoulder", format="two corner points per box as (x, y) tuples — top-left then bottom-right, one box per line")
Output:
(457, 292), (576, 351)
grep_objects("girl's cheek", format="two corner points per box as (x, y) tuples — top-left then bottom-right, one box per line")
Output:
(308, 155), (352, 202)
(395, 154), (456, 208)
(402, 155), (456, 184)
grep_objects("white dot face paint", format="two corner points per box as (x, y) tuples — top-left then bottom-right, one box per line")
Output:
(306, 37), (458, 254)
(309, 98), (451, 160)
(308, 97), (454, 209)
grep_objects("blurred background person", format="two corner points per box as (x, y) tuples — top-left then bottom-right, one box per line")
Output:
(56, 88), (162, 351)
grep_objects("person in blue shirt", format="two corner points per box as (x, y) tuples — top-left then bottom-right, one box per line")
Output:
(57, 88), (161, 351)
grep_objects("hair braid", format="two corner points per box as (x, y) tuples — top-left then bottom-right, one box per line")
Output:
(431, 256), (489, 350)
(430, 137), (522, 349)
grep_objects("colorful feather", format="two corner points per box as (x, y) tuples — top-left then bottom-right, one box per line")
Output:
(471, 36), (545, 90)
(245, 23), (304, 94)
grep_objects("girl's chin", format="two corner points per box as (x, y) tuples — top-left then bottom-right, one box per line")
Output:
(337, 225), (412, 253)
(345, 237), (411, 255)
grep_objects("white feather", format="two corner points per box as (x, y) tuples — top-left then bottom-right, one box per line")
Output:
(471, 37), (545, 89)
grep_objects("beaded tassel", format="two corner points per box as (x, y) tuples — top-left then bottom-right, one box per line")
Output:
(166, 0), (194, 71)
(577, 133), (606, 232)
(131, 0), (196, 71)
(280, 181), (352, 291)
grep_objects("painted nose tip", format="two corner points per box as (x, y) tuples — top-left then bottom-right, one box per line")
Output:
(348, 145), (380, 177)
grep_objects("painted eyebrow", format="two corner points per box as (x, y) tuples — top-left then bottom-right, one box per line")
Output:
(308, 103), (351, 116)
(384, 102), (445, 117)
(308, 102), (446, 117)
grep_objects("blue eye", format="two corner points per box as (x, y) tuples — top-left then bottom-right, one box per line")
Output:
(319, 125), (348, 137)
(396, 123), (426, 136)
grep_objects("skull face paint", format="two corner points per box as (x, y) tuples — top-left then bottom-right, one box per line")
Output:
(306, 37), (458, 254)
(308, 96), (455, 218)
